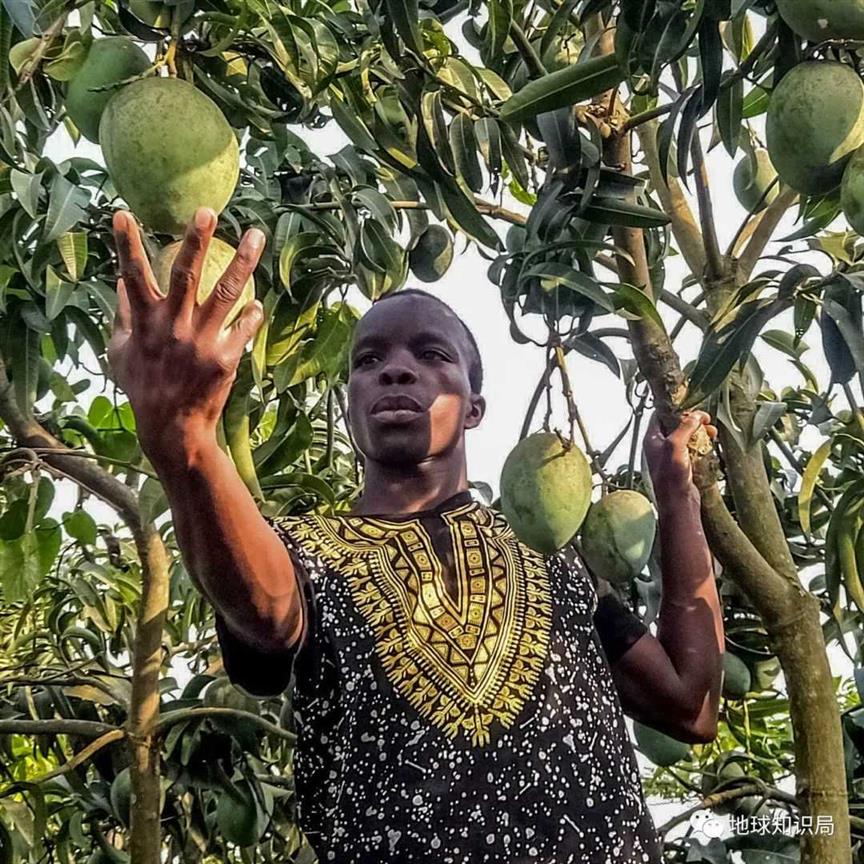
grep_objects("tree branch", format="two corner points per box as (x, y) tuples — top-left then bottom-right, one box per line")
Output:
(0, 729), (125, 798)
(635, 121), (707, 278)
(0, 719), (119, 738)
(659, 290), (708, 330)
(737, 186), (799, 280)
(509, 21), (546, 79)
(690, 133), (724, 281)
(154, 707), (297, 743)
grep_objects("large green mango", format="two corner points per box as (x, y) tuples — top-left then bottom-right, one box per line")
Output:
(766, 61), (864, 196)
(408, 224), (453, 283)
(151, 236), (254, 328)
(633, 721), (690, 767)
(842, 145), (864, 234)
(776, 0), (864, 41)
(721, 652), (752, 699)
(733, 148), (779, 213)
(579, 490), (656, 586)
(65, 37), (149, 142)
(499, 432), (592, 555)
(100, 76), (239, 235)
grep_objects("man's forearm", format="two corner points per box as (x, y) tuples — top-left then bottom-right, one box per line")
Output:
(654, 485), (724, 725)
(150, 427), (303, 653)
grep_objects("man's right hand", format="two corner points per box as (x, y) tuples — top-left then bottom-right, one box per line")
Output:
(108, 207), (266, 462)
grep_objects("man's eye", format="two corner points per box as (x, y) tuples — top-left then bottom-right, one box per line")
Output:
(355, 354), (378, 367)
(421, 349), (448, 361)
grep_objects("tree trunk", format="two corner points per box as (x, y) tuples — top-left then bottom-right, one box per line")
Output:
(0, 362), (169, 864)
(600, 121), (852, 861)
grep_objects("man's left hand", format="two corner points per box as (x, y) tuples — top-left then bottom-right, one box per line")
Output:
(643, 410), (718, 494)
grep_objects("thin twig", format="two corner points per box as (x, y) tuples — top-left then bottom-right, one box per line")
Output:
(0, 729), (125, 798)
(690, 133), (724, 281)
(659, 290), (708, 330)
(509, 21), (546, 79)
(0, 719), (118, 738)
(154, 707), (297, 743)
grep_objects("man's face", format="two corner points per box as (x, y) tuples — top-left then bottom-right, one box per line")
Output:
(347, 294), (485, 467)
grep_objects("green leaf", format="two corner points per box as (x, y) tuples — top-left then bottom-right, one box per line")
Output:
(499, 54), (623, 122)
(35, 518), (61, 578)
(450, 113), (484, 193)
(823, 295), (864, 381)
(609, 282), (667, 330)
(521, 263), (615, 312)
(717, 73), (743, 157)
(581, 195), (671, 228)
(139, 476), (170, 524)
(10, 168), (42, 219)
(437, 178), (503, 250)
(8, 313), (41, 417)
(43, 173), (89, 243)
(8, 36), (39, 74)
(44, 265), (75, 320)
(2, 0), (34, 37)
(63, 510), (98, 546)
(749, 400), (787, 446)
(475, 117), (502, 176)
(499, 121), (530, 190)
(43, 38), (87, 82)
(741, 84), (769, 118)
(56, 231), (88, 282)
(282, 306), (355, 388)
(798, 440), (832, 539)
(383, 0), (423, 55)
(0, 535), (39, 601)
(279, 232), (327, 289)
(682, 299), (789, 410)
(420, 89), (453, 172)
(484, 0), (512, 65)
(760, 329), (807, 358)
(352, 187), (398, 232)
(328, 90), (378, 151)
(698, 18), (723, 115)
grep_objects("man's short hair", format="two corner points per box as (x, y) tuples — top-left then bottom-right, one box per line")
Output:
(372, 288), (484, 394)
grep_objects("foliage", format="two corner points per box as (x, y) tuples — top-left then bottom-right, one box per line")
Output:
(1, 0), (864, 861)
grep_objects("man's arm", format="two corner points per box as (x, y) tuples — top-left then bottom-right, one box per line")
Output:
(109, 207), (304, 655)
(153, 427), (305, 655)
(602, 413), (724, 744)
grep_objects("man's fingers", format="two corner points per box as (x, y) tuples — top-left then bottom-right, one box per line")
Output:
(668, 410), (711, 447)
(226, 299), (265, 355)
(113, 278), (132, 335)
(199, 227), (266, 334)
(166, 207), (216, 321)
(112, 210), (160, 319)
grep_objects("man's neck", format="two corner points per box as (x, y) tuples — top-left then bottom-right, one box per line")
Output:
(351, 455), (470, 516)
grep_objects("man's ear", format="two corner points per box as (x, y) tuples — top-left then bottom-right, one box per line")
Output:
(465, 394), (486, 429)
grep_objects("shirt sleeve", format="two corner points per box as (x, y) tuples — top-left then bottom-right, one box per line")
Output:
(592, 591), (649, 665)
(212, 522), (313, 699)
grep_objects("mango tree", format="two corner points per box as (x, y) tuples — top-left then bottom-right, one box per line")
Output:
(1, 0), (864, 862)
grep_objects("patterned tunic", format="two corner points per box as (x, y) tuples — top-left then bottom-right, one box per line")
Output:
(215, 491), (663, 864)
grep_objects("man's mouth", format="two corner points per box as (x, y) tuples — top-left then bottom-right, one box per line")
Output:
(371, 395), (423, 417)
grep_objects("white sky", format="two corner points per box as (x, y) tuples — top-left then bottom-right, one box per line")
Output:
(34, 18), (857, 847)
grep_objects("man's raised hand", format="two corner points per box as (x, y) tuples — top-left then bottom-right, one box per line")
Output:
(108, 207), (266, 462)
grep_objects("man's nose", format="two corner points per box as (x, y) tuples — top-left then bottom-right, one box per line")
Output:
(379, 361), (417, 385)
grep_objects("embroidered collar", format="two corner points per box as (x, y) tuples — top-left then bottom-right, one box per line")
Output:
(346, 489), (478, 521)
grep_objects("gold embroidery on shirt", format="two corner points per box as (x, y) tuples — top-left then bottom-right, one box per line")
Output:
(279, 503), (553, 747)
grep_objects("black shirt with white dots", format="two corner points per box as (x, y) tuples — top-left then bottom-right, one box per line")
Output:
(215, 490), (663, 864)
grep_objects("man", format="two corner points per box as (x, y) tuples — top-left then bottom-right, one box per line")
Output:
(109, 206), (723, 864)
